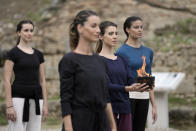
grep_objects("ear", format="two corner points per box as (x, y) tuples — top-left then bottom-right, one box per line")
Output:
(77, 24), (83, 34)
(99, 34), (103, 40)
(17, 31), (21, 37)
(126, 27), (130, 34)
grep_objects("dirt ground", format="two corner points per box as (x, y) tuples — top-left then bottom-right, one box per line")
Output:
(0, 125), (61, 131)
(0, 126), (180, 131)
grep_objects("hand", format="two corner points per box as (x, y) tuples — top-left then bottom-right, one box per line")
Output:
(152, 106), (158, 124)
(126, 83), (149, 92)
(42, 104), (48, 121)
(110, 126), (117, 131)
(65, 129), (73, 131)
(6, 106), (17, 122)
(137, 83), (150, 92)
(151, 84), (155, 90)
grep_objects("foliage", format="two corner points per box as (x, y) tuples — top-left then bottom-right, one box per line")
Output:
(0, 114), (8, 125)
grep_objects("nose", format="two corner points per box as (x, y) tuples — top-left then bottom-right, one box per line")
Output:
(113, 34), (117, 39)
(139, 27), (143, 32)
(28, 31), (33, 36)
(96, 27), (100, 34)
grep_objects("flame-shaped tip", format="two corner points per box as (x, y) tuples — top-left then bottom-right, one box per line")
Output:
(137, 56), (150, 77)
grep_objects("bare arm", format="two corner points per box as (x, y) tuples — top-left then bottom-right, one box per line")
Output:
(149, 90), (157, 124)
(4, 60), (14, 108)
(3, 60), (16, 121)
(39, 63), (48, 119)
(105, 103), (117, 131)
(63, 115), (73, 131)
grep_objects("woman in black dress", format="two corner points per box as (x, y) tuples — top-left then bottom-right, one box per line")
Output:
(4, 20), (48, 131)
(58, 10), (117, 131)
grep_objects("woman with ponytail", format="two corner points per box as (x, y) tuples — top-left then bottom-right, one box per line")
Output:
(3, 20), (48, 131)
(96, 21), (149, 131)
(58, 10), (117, 131)
(116, 16), (157, 131)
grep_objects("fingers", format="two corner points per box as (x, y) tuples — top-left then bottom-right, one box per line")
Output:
(7, 113), (16, 122)
(12, 113), (16, 122)
(152, 115), (155, 124)
(6, 108), (17, 122)
(145, 88), (152, 92)
(152, 112), (158, 124)
(152, 85), (155, 90)
(42, 111), (46, 121)
(42, 109), (48, 121)
(139, 84), (149, 92)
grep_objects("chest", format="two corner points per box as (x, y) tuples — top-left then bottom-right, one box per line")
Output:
(125, 51), (152, 70)
(14, 53), (40, 69)
(105, 58), (126, 78)
(74, 58), (106, 82)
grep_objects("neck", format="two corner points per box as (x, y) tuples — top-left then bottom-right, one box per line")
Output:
(74, 38), (93, 55)
(99, 43), (114, 57)
(126, 37), (141, 48)
(18, 40), (31, 49)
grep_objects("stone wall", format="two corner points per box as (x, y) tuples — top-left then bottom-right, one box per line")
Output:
(153, 44), (196, 96)
(0, 68), (4, 99)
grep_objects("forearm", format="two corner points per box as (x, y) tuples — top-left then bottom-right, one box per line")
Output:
(63, 114), (73, 130)
(149, 90), (156, 108)
(4, 81), (13, 107)
(39, 64), (47, 105)
(109, 84), (126, 92)
(40, 81), (47, 104)
(3, 60), (14, 107)
(105, 103), (116, 129)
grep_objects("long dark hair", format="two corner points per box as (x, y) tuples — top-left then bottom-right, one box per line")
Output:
(69, 10), (98, 50)
(96, 21), (117, 53)
(123, 16), (142, 42)
(16, 20), (34, 45)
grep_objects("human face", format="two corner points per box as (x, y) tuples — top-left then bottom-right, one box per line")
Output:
(101, 26), (117, 47)
(18, 23), (34, 43)
(126, 20), (143, 39)
(79, 15), (100, 42)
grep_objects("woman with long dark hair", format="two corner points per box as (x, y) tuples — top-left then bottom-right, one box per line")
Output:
(58, 10), (117, 131)
(96, 21), (148, 131)
(4, 20), (48, 131)
(116, 16), (157, 131)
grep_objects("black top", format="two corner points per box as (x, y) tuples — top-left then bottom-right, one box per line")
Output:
(58, 52), (110, 117)
(7, 46), (44, 98)
(103, 55), (135, 113)
(6, 46), (44, 122)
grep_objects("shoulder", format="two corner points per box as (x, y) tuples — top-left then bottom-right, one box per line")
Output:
(116, 44), (130, 56)
(33, 48), (45, 63)
(8, 46), (18, 54)
(93, 54), (108, 70)
(116, 43), (127, 52)
(116, 54), (128, 64)
(58, 52), (76, 73)
(141, 45), (153, 53)
(95, 54), (108, 64)
(59, 52), (75, 65)
(6, 46), (18, 58)
(33, 48), (43, 55)
(62, 52), (74, 60)
(94, 53), (104, 60)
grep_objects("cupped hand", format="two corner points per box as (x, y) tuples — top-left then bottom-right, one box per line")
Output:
(6, 107), (17, 122)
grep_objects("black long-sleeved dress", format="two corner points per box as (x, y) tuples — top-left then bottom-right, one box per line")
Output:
(58, 52), (110, 131)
